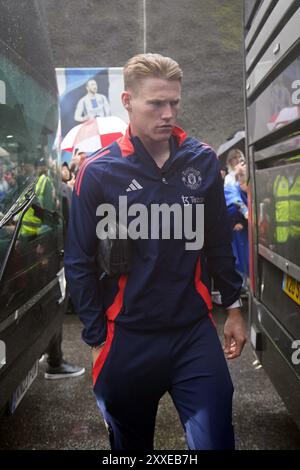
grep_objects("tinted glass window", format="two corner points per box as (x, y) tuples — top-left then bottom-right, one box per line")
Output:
(0, 0), (56, 87)
(247, 56), (300, 143)
(256, 162), (300, 267)
(0, 14), (61, 289)
(0, 52), (58, 211)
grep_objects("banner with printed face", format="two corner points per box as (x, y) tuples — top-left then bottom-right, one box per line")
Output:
(56, 67), (128, 164)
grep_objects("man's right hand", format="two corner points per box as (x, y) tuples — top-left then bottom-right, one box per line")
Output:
(233, 223), (243, 231)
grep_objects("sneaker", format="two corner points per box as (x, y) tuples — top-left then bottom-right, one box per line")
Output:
(44, 360), (85, 380)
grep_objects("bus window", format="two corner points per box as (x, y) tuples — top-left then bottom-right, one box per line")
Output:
(0, 0), (65, 413)
(0, 51), (62, 312)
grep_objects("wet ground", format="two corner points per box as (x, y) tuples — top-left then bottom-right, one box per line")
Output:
(1, 302), (300, 450)
(1, 0), (299, 454)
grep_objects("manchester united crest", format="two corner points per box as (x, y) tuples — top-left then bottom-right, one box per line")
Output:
(182, 167), (202, 190)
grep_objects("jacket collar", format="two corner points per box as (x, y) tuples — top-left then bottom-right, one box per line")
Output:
(117, 125), (188, 158)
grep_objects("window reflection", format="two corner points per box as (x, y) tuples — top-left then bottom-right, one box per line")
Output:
(0, 50), (61, 289)
(257, 165), (300, 266)
(248, 56), (300, 143)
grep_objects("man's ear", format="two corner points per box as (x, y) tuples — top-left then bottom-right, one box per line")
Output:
(121, 91), (132, 112)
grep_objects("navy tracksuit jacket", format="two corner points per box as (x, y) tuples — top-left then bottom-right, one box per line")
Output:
(64, 126), (242, 450)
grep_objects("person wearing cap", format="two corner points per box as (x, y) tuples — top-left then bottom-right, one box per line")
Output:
(39, 159), (85, 379)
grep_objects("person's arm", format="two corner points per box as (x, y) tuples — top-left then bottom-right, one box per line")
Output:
(74, 97), (88, 122)
(223, 306), (247, 359)
(203, 152), (247, 358)
(64, 163), (106, 347)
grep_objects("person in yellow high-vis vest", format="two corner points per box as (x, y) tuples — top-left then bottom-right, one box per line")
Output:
(20, 206), (42, 236)
(273, 173), (289, 247)
(289, 171), (300, 249)
(19, 159), (86, 379)
(20, 167), (55, 237)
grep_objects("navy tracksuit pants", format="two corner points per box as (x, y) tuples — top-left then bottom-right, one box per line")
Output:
(93, 315), (234, 450)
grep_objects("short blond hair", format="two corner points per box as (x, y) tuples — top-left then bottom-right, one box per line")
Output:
(124, 53), (183, 91)
(226, 149), (244, 168)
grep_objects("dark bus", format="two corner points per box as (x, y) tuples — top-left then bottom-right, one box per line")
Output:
(0, 0), (66, 413)
(244, 0), (300, 427)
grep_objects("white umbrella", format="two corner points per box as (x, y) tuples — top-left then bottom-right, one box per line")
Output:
(61, 116), (127, 153)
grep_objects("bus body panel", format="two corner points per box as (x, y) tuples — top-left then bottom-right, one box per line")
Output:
(244, 0), (300, 428)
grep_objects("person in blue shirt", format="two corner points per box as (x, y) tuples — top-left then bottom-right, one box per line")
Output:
(224, 173), (249, 288)
(65, 53), (247, 450)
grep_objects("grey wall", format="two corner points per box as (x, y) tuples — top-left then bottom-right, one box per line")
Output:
(43, 0), (244, 150)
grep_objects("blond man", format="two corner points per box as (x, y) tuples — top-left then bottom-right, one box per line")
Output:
(65, 53), (246, 450)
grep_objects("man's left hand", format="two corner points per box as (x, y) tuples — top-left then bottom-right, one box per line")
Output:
(223, 308), (247, 359)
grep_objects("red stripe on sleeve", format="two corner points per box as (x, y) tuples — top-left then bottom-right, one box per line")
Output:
(75, 149), (110, 196)
(194, 257), (213, 311)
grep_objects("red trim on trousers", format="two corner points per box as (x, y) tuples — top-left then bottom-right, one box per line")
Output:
(92, 274), (128, 385)
(194, 257), (213, 312)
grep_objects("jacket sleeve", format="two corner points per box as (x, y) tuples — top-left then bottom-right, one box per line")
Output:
(203, 153), (242, 307)
(64, 164), (106, 346)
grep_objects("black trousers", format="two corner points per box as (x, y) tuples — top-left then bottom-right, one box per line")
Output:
(47, 330), (63, 367)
